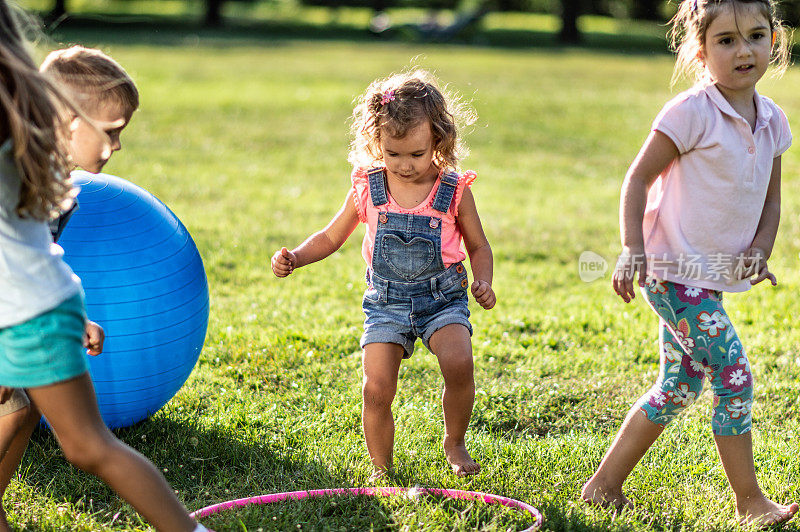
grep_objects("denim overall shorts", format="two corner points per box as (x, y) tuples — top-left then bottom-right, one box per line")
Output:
(361, 168), (472, 358)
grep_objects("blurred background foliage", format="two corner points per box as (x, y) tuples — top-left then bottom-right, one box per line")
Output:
(28, 0), (800, 39)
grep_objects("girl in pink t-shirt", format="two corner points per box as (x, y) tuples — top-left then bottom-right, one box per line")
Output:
(582, 0), (797, 526)
(272, 70), (494, 480)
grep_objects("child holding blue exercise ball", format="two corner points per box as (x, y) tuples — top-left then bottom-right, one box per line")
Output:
(272, 70), (494, 480)
(582, 0), (797, 526)
(0, 3), (206, 530)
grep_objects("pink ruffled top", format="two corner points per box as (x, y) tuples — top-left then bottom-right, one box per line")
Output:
(351, 166), (476, 268)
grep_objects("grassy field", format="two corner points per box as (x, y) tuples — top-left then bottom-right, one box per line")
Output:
(6, 10), (800, 531)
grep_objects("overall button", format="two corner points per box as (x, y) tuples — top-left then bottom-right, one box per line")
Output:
(747, 146), (755, 154)
(456, 264), (464, 273)
(461, 279), (468, 288)
(379, 213), (388, 224)
(429, 218), (439, 229)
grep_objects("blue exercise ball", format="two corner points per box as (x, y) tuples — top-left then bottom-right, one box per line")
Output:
(58, 171), (209, 429)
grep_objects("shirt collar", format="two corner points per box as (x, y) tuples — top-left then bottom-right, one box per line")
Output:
(704, 83), (772, 131)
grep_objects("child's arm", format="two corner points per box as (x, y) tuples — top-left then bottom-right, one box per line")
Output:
(456, 188), (495, 310)
(614, 130), (679, 303)
(736, 155), (781, 286)
(272, 190), (360, 277)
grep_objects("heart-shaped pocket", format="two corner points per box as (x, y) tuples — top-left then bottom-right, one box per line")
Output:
(380, 234), (435, 280)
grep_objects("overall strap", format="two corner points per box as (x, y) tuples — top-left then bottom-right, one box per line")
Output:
(367, 168), (389, 207)
(431, 171), (459, 213)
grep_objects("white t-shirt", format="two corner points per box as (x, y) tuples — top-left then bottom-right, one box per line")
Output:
(643, 83), (792, 292)
(0, 139), (81, 328)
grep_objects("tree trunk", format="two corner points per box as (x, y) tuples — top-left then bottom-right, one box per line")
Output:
(779, 3), (800, 27)
(372, 0), (387, 13)
(630, 0), (662, 21)
(559, 0), (582, 44)
(587, 0), (607, 16)
(48, 0), (67, 21)
(204, 0), (223, 27)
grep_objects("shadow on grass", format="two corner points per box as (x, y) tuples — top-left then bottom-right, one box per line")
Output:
(43, 12), (671, 56)
(20, 412), (394, 530)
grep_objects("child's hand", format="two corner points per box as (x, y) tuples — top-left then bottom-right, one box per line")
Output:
(612, 246), (647, 303)
(471, 280), (495, 310)
(271, 247), (297, 278)
(750, 262), (777, 286)
(83, 320), (105, 356)
(735, 246), (777, 286)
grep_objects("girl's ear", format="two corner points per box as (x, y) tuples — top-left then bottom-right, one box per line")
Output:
(771, 31), (776, 47)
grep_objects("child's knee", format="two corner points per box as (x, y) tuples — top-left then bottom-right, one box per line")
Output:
(362, 376), (396, 408)
(0, 404), (32, 433)
(440, 356), (474, 387)
(60, 430), (116, 473)
(640, 378), (703, 425)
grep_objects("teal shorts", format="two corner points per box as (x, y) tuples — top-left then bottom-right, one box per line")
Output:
(0, 293), (88, 388)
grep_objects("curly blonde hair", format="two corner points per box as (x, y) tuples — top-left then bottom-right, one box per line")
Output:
(348, 69), (475, 171)
(669, 0), (792, 85)
(0, 1), (75, 220)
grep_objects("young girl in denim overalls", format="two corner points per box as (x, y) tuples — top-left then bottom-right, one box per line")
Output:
(272, 70), (494, 480)
(582, 0), (797, 526)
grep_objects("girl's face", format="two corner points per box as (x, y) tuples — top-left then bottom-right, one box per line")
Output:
(700, 3), (772, 97)
(379, 122), (437, 184)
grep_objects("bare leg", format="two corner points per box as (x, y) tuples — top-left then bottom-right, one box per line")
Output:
(26, 374), (197, 532)
(361, 343), (404, 481)
(429, 324), (479, 477)
(714, 432), (798, 526)
(581, 407), (664, 510)
(0, 403), (39, 532)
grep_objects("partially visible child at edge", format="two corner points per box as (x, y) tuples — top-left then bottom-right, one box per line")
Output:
(272, 70), (494, 480)
(582, 0), (797, 526)
(0, 6), (207, 530)
(0, 45), (139, 530)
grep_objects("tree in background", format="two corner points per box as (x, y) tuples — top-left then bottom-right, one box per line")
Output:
(558, 0), (581, 42)
(41, 0), (800, 31)
(780, 1), (800, 26)
(205, 0), (223, 25)
(629, 0), (662, 20)
(48, 0), (66, 19)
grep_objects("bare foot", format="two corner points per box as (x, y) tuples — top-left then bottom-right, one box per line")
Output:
(737, 496), (798, 527)
(368, 466), (393, 484)
(581, 478), (634, 512)
(443, 439), (480, 477)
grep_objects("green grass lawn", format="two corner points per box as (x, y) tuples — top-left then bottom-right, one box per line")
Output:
(7, 14), (800, 532)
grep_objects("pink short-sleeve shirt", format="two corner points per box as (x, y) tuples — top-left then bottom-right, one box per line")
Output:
(644, 83), (791, 292)
(351, 166), (476, 268)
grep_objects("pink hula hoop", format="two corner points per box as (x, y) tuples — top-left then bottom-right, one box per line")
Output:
(191, 487), (543, 531)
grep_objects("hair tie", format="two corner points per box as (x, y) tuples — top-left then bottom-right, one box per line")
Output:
(379, 89), (395, 106)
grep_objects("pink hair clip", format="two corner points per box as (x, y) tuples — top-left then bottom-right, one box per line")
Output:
(380, 89), (395, 106)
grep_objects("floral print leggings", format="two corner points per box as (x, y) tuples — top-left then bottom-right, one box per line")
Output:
(637, 278), (753, 436)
